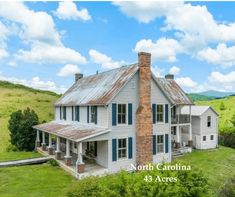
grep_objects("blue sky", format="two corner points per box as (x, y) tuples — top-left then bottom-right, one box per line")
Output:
(0, 1), (235, 93)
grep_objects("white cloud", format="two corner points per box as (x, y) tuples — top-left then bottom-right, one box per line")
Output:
(169, 66), (180, 75)
(15, 43), (87, 64)
(134, 38), (183, 62)
(89, 49), (125, 69)
(197, 43), (235, 67)
(7, 61), (17, 67)
(0, 48), (8, 59)
(175, 77), (198, 88)
(151, 66), (164, 77)
(57, 64), (81, 77)
(55, 1), (91, 21)
(209, 71), (235, 83)
(0, 74), (66, 93)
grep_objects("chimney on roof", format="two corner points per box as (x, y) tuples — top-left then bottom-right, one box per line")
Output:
(75, 73), (83, 82)
(136, 52), (153, 165)
(165, 74), (174, 79)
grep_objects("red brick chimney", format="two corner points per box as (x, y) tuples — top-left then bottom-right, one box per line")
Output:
(136, 52), (153, 165)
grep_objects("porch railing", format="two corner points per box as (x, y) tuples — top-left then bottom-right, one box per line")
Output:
(171, 115), (190, 124)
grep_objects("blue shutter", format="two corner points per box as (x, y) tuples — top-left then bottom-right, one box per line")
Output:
(63, 107), (66, 120)
(94, 106), (98, 124)
(72, 106), (74, 121)
(152, 104), (156, 124)
(112, 139), (117, 161)
(128, 137), (133, 159)
(165, 134), (169, 153)
(112, 103), (117, 126)
(153, 135), (156, 155)
(128, 103), (132, 125)
(75, 106), (80, 121)
(60, 107), (62, 120)
(165, 104), (169, 123)
(87, 106), (89, 123)
(94, 141), (97, 157)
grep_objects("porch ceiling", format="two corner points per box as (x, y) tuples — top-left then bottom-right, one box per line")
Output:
(33, 121), (110, 142)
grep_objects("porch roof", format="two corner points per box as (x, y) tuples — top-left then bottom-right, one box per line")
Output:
(33, 121), (110, 142)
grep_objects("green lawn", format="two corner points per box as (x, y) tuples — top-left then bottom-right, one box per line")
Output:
(195, 96), (235, 129)
(177, 146), (235, 196)
(0, 151), (42, 162)
(0, 83), (59, 160)
(0, 163), (75, 197)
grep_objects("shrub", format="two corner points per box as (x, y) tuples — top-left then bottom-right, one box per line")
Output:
(219, 176), (235, 197)
(48, 159), (59, 167)
(230, 113), (235, 127)
(219, 127), (235, 148)
(67, 162), (209, 197)
(6, 144), (18, 152)
(8, 108), (39, 151)
(220, 102), (226, 110)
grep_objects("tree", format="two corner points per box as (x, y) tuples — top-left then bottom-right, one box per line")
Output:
(220, 101), (226, 110)
(230, 113), (235, 127)
(8, 108), (39, 151)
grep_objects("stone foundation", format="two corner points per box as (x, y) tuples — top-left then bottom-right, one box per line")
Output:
(48, 147), (53, 155)
(65, 156), (72, 166)
(55, 151), (61, 160)
(41, 143), (47, 151)
(188, 140), (193, 147)
(76, 163), (85, 173)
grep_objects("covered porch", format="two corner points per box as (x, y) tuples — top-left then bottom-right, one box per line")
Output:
(33, 121), (110, 179)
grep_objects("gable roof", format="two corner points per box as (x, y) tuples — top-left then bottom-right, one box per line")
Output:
(181, 106), (218, 116)
(153, 76), (194, 105)
(55, 64), (138, 106)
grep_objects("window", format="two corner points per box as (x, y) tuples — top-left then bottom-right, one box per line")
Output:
(75, 106), (79, 121)
(203, 136), (206, 141)
(62, 106), (66, 120)
(157, 105), (164, 123)
(171, 127), (176, 135)
(91, 106), (96, 123)
(157, 135), (164, 153)
(210, 135), (214, 140)
(118, 104), (126, 124)
(118, 138), (127, 159)
(207, 116), (211, 127)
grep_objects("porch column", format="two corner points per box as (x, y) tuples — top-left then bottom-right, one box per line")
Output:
(65, 139), (72, 166)
(55, 136), (61, 160)
(41, 131), (47, 151)
(176, 125), (180, 148)
(76, 142), (85, 173)
(36, 130), (41, 147)
(48, 134), (53, 155)
(188, 105), (193, 147)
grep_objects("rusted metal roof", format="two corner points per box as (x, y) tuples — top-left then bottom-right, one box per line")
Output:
(55, 64), (138, 106)
(33, 121), (110, 142)
(153, 76), (194, 105)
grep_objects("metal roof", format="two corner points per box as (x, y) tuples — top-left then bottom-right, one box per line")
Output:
(153, 76), (194, 105)
(33, 121), (110, 142)
(55, 64), (138, 106)
(181, 106), (218, 116)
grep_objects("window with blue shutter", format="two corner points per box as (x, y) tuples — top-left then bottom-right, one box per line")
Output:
(165, 104), (169, 123)
(72, 106), (74, 121)
(153, 135), (156, 155)
(128, 103), (132, 125)
(87, 106), (89, 123)
(152, 104), (156, 124)
(128, 137), (133, 159)
(112, 103), (117, 126)
(112, 139), (117, 161)
(165, 134), (169, 153)
(75, 106), (80, 121)
(94, 106), (98, 124)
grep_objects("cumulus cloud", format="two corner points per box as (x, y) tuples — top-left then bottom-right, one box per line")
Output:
(0, 74), (66, 93)
(134, 38), (183, 62)
(175, 77), (198, 88)
(57, 64), (81, 77)
(151, 66), (164, 77)
(169, 66), (180, 75)
(89, 49), (125, 69)
(197, 43), (235, 67)
(55, 1), (91, 21)
(209, 71), (235, 83)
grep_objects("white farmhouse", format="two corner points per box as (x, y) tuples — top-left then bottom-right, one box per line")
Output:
(33, 52), (218, 178)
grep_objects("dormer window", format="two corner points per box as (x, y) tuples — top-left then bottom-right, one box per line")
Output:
(118, 104), (126, 124)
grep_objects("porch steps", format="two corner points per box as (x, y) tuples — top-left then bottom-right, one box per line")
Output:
(172, 150), (184, 158)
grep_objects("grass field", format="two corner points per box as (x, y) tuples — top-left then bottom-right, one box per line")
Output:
(195, 96), (235, 129)
(177, 146), (235, 196)
(0, 81), (59, 160)
(0, 163), (75, 197)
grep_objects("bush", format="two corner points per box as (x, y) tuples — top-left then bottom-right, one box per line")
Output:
(48, 159), (59, 167)
(6, 144), (18, 152)
(219, 176), (235, 197)
(219, 127), (235, 148)
(220, 102), (226, 110)
(67, 162), (209, 197)
(8, 108), (39, 151)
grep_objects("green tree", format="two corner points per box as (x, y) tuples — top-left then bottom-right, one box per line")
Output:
(230, 113), (235, 127)
(220, 101), (226, 110)
(8, 108), (39, 151)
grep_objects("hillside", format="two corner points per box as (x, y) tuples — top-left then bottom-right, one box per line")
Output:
(187, 93), (216, 101)
(195, 96), (235, 129)
(0, 80), (60, 153)
(195, 90), (234, 98)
